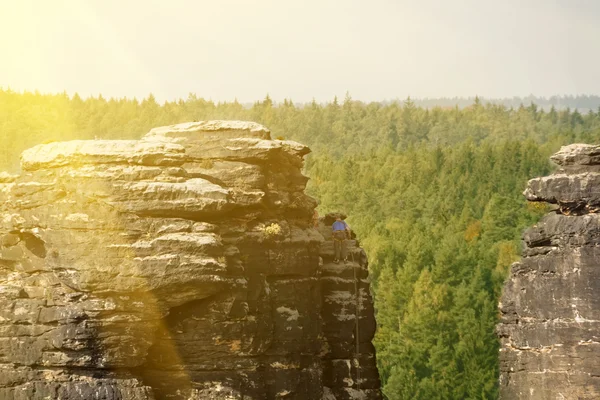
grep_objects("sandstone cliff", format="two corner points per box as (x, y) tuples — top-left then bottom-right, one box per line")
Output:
(0, 121), (381, 400)
(498, 144), (600, 399)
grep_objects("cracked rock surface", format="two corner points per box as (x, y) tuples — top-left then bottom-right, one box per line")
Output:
(498, 144), (600, 399)
(0, 121), (381, 400)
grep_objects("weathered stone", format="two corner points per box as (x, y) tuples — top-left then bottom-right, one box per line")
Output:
(144, 120), (271, 141)
(143, 121), (309, 167)
(0, 121), (381, 399)
(499, 144), (600, 399)
(183, 160), (265, 188)
(550, 143), (600, 167)
(0, 172), (17, 183)
(524, 173), (600, 214)
(21, 140), (186, 170)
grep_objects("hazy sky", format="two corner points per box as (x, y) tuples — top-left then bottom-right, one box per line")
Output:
(1, 0), (599, 103)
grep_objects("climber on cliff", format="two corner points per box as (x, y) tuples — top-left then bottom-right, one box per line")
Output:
(332, 215), (350, 264)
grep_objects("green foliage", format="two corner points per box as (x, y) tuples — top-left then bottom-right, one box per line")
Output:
(2, 89), (600, 399)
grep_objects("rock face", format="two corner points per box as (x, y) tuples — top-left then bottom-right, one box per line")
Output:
(498, 144), (600, 399)
(0, 121), (381, 400)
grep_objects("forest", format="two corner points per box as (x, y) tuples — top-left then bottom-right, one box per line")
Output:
(2, 89), (600, 399)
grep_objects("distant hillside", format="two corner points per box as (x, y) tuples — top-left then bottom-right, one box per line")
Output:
(382, 95), (600, 113)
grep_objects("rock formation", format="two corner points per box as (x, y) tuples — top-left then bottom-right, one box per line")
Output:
(498, 144), (600, 399)
(0, 121), (381, 400)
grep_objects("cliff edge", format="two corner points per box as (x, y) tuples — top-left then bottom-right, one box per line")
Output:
(0, 121), (381, 400)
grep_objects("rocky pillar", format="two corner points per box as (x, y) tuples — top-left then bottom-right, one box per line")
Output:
(498, 144), (600, 399)
(317, 213), (382, 400)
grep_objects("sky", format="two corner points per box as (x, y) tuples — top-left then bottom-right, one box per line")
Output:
(1, 0), (599, 103)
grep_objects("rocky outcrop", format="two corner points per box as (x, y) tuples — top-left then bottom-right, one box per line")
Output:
(498, 144), (600, 399)
(0, 121), (381, 400)
(316, 213), (381, 400)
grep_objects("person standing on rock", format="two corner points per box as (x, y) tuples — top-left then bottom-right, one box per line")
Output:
(332, 216), (350, 264)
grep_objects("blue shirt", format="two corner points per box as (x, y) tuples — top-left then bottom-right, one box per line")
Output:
(332, 221), (348, 231)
